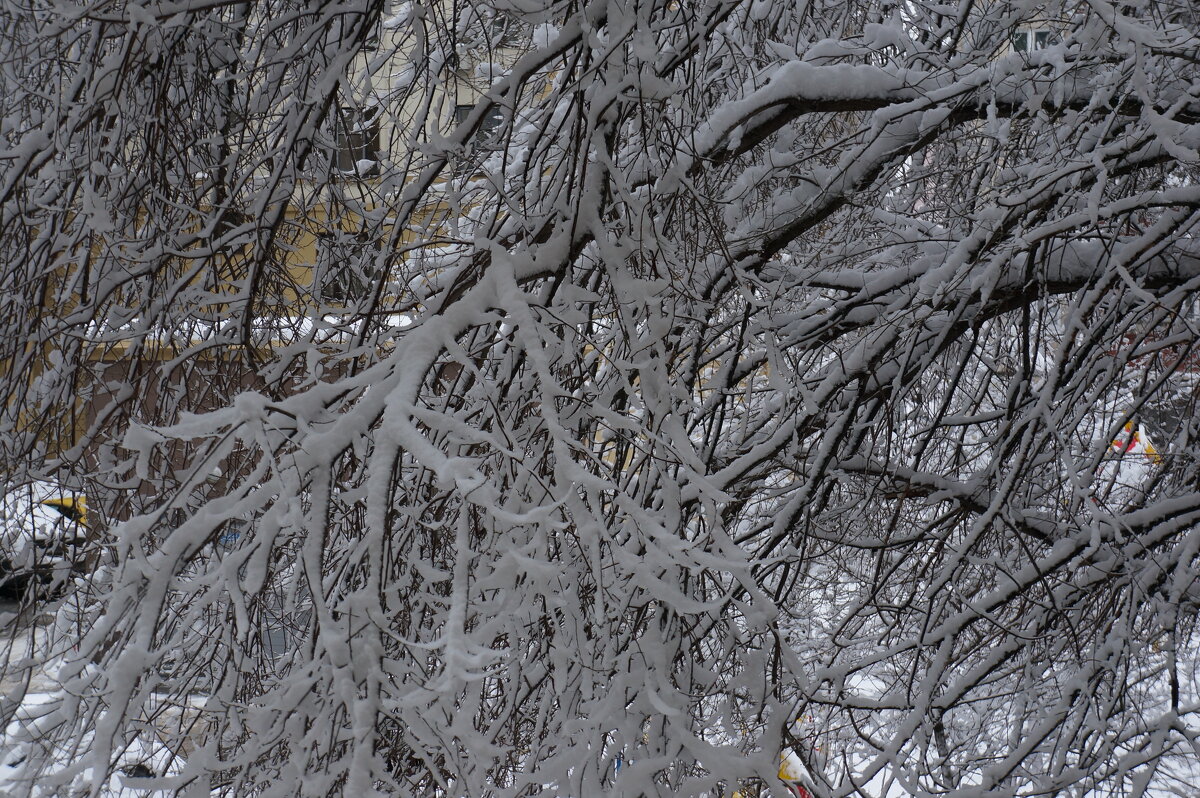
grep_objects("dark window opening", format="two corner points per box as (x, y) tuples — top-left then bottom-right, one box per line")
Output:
(362, 18), (381, 51)
(203, 209), (253, 298)
(485, 11), (515, 46)
(338, 8), (381, 52)
(335, 106), (381, 178)
(1012, 29), (1057, 52)
(466, 9), (519, 48)
(314, 230), (382, 305)
(452, 103), (505, 150)
(209, 209), (253, 255)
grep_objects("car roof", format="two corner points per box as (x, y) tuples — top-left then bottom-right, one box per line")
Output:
(0, 482), (86, 538)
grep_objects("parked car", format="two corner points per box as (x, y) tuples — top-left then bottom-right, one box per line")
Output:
(0, 482), (91, 602)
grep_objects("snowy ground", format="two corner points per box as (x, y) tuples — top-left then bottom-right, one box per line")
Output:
(0, 601), (193, 797)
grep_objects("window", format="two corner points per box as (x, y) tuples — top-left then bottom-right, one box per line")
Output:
(362, 22), (380, 52)
(452, 103), (504, 150)
(362, 3), (392, 52)
(335, 106), (381, 178)
(204, 209), (252, 297)
(313, 230), (381, 305)
(1011, 30), (1057, 52)
(340, 5), (385, 52)
(207, 209), (253, 255)
(483, 10), (517, 46)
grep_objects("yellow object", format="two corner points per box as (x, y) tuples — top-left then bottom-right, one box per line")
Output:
(778, 751), (808, 781)
(729, 751), (813, 798)
(41, 496), (87, 525)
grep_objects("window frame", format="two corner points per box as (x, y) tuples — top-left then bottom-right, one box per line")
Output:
(1011, 28), (1057, 53)
(452, 103), (505, 150)
(334, 105), (382, 178)
(313, 229), (383, 306)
